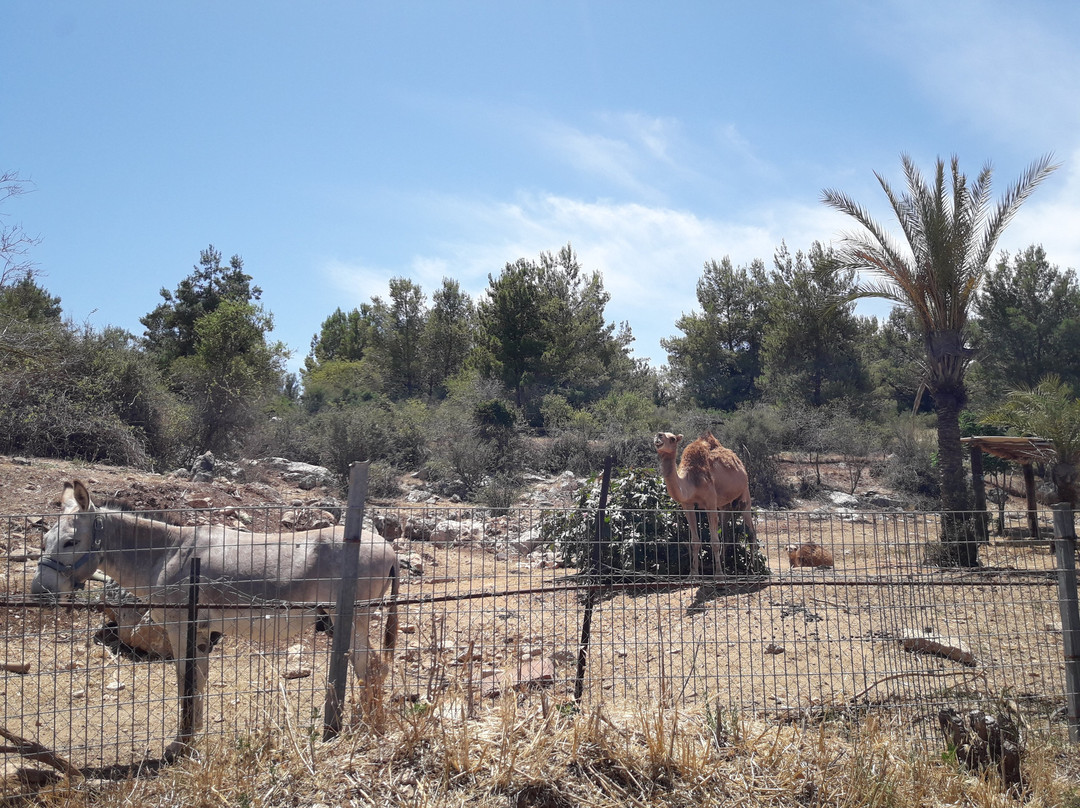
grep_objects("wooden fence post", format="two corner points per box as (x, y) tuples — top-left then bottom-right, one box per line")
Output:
(179, 557), (201, 742)
(1052, 504), (1080, 743)
(323, 461), (369, 740)
(574, 456), (614, 703)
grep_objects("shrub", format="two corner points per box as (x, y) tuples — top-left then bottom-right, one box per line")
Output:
(715, 403), (793, 508)
(880, 418), (940, 501)
(477, 472), (520, 513)
(543, 466), (768, 578)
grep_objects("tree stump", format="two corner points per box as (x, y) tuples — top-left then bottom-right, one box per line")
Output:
(938, 708), (1024, 792)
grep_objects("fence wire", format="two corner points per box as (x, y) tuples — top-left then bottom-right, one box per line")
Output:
(1, 502), (1076, 789)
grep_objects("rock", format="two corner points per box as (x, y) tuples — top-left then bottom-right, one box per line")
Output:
(901, 632), (976, 666)
(191, 451), (216, 482)
(258, 457), (337, 489)
(938, 708), (1024, 791)
(0, 660), (31, 674)
(824, 490), (860, 508)
(515, 658), (555, 690)
(867, 493), (904, 508)
(101, 604), (174, 659)
(403, 517), (436, 542)
(508, 527), (544, 556)
(283, 644), (312, 679)
(373, 512), (403, 540)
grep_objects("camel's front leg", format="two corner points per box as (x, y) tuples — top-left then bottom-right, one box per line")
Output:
(683, 507), (702, 577)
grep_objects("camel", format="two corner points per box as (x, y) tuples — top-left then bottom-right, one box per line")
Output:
(786, 541), (834, 569)
(654, 431), (759, 576)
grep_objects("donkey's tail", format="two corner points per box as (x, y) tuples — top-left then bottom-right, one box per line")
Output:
(383, 562), (399, 652)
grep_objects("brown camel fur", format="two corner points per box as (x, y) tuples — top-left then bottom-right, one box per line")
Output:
(786, 541), (834, 568)
(654, 431), (759, 576)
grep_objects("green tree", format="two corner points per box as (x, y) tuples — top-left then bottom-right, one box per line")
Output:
(974, 245), (1080, 391)
(375, 277), (427, 398)
(759, 242), (868, 408)
(662, 257), (768, 410)
(0, 272), (61, 322)
(141, 245), (261, 368)
(305, 305), (376, 369)
(142, 247), (286, 455)
(823, 153), (1057, 566)
(860, 307), (928, 414)
(983, 375), (1080, 506)
(422, 278), (475, 397)
(477, 244), (632, 423)
(170, 298), (287, 453)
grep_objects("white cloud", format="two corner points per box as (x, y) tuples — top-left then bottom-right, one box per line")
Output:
(329, 191), (841, 366)
(871, 1), (1080, 143)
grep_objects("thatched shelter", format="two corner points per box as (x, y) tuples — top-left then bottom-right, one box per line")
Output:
(962, 436), (1055, 540)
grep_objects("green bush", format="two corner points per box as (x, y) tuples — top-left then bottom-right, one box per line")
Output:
(880, 418), (940, 501)
(543, 466), (768, 578)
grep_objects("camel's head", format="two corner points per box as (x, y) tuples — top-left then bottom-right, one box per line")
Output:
(653, 432), (683, 457)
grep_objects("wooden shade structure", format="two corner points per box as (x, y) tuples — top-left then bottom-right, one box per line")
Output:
(962, 436), (1056, 541)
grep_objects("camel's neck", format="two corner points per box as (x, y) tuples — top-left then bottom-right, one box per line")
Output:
(659, 454), (691, 501)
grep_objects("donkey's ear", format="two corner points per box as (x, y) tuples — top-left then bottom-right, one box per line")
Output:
(72, 480), (93, 511)
(61, 482), (78, 511)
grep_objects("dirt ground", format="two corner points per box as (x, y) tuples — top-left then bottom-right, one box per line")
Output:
(1, 453), (1071, 771)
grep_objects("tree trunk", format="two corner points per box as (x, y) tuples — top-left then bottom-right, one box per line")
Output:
(934, 390), (980, 566)
(1052, 461), (1079, 507)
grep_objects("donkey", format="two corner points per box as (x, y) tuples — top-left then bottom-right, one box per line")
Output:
(32, 481), (399, 759)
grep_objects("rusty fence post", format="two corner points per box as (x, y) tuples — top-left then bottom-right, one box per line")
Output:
(179, 557), (201, 741)
(574, 455), (614, 703)
(1052, 504), (1080, 743)
(323, 461), (369, 740)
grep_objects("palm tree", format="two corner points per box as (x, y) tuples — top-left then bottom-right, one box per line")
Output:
(983, 375), (1080, 507)
(822, 154), (1057, 565)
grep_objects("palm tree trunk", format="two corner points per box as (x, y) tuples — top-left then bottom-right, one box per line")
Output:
(934, 390), (980, 566)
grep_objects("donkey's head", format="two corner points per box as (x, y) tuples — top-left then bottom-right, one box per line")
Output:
(32, 481), (104, 596)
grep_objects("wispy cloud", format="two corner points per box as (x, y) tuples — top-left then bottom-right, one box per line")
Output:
(324, 190), (842, 365)
(867, 0), (1080, 143)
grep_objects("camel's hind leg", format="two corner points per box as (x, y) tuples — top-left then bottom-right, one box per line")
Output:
(707, 510), (723, 577)
(739, 488), (759, 553)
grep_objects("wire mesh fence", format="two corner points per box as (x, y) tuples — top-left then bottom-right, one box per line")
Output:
(2, 497), (1077, 791)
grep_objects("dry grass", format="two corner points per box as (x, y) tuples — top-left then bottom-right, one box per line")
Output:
(10, 691), (1079, 808)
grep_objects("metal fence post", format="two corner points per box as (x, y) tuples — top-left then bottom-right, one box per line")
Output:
(574, 456), (614, 703)
(179, 557), (201, 742)
(1052, 504), (1080, 743)
(323, 461), (369, 740)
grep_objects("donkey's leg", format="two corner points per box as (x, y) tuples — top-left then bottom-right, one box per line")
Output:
(348, 609), (375, 682)
(161, 614), (210, 761)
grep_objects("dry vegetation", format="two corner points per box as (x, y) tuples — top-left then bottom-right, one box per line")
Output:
(12, 698), (1080, 807)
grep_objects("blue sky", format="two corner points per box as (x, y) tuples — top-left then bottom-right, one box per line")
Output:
(5, 1), (1080, 374)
